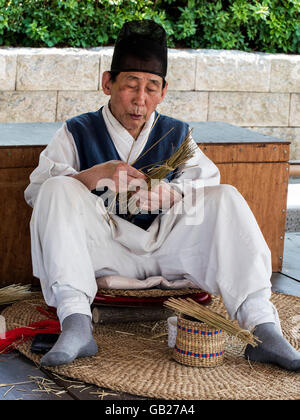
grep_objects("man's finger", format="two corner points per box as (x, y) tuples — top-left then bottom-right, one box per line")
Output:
(128, 177), (149, 191)
(120, 164), (147, 180)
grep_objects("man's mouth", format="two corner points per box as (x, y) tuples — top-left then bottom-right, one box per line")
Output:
(129, 114), (143, 120)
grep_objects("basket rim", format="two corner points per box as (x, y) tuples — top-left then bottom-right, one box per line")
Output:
(177, 315), (223, 333)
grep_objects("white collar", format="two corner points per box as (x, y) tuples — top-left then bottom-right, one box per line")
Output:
(102, 103), (155, 165)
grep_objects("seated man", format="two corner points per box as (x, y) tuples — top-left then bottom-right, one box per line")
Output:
(25, 20), (300, 371)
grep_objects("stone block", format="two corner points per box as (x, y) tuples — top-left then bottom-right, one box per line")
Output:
(98, 47), (113, 86)
(195, 50), (271, 92)
(167, 50), (196, 90)
(157, 91), (208, 121)
(289, 94), (300, 127)
(0, 91), (56, 122)
(16, 48), (100, 91)
(57, 90), (108, 121)
(208, 92), (289, 126)
(0, 49), (17, 90)
(270, 55), (300, 93)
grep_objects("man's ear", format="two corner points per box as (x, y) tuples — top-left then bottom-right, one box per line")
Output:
(102, 71), (113, 95)
(159, 80), (168, 104)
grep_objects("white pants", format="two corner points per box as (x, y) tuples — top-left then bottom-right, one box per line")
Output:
(30, 176), (280, 331)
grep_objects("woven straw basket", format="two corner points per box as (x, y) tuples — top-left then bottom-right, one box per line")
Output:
(173, 316), (225, 367)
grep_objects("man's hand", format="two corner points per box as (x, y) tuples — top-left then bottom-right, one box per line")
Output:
(70, 162), (182, 213)
(131, 180), (183, 212)
(71, 160), (147, 192)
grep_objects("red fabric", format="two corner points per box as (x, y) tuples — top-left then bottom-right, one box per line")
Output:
(36, 306), (58, 320)
(0, 315), (61, 354)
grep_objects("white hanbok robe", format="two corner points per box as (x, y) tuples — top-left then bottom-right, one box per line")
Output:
(25, 105), (280, 331)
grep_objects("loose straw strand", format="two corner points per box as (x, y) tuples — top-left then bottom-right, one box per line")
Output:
(128, 112), (161, 165)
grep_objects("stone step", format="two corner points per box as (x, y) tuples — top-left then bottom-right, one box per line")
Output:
(286, 208), (300, 232)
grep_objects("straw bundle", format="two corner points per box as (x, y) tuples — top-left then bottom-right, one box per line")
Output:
(164, 297), (260, 347)
(141, 129), (197, 179)
(127, 129), (197, 215)
(0, 284), (33, 306)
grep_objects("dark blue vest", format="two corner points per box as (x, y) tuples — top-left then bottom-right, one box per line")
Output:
(66, 108), (188, 229)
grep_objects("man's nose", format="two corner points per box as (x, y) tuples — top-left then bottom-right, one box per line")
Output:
(133, 88), (146, 106)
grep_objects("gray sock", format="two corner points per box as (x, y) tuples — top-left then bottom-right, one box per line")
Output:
(41, 313), (98, 367)
(245, 322), (300, 372)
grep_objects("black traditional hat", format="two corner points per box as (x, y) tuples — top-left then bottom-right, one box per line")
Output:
(110, 20), (168, 79)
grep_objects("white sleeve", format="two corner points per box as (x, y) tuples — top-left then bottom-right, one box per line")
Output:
(24, 123), (80, 208)
(168, 136), (220, 194)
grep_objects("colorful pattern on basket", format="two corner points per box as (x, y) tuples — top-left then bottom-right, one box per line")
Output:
(177, 324), (223, 335)
(175, 345), (224, 358)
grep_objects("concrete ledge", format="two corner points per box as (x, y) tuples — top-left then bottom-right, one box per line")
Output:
(0, 121), (288, 146)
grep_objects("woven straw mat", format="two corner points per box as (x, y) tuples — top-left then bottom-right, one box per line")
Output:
(1, 292), (300, 400)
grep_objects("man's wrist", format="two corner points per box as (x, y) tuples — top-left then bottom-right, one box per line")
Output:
(69, 168), (95, 191)
(69, 164), (109, 191)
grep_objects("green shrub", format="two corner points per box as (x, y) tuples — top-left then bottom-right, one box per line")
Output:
(0, 0), (299, 53)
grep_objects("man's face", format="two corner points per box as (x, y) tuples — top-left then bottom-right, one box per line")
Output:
(102, 71), (168, 139)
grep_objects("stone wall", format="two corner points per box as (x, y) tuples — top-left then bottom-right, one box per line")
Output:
(0, 47), (299, 159)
